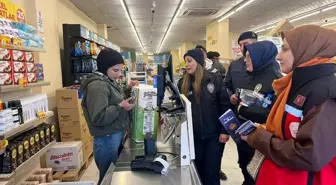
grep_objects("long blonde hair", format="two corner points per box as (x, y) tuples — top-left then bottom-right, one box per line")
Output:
(181, 64), (204, 104)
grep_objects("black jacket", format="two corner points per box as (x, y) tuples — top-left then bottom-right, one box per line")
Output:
(238, 62), (282, 123)
(212, 61), (226, 78)
(179, 71), (230, 138)
(224, 57), (248, 97)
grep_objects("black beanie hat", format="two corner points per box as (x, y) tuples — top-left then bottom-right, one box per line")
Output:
(238, 31), (258, 43)
(97, 49), (124, 75)
(184, 49), (205, 67)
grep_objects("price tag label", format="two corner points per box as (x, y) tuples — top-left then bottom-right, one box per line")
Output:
(19, 77), (28, 88)
(37, 111), (46, 119)
(0, 139), (8, 150)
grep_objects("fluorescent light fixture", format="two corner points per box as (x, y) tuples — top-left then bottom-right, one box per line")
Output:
(156, 0), (186, 53)
(255, 28), (266, 33)
(266, 26), (275, 30)
(322, 5), (336, 12)
(218, 11), (235, 22)
(289, 11), (320, 23)
(120, 0), (146, 53)
(322, 21), (336, 27)
(235, 0), (255, 12)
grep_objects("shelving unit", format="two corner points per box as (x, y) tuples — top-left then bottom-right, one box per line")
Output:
(0, 141), (56, 185)
(0, 45), (46, 53)
(0, 81), (51, 93)
(0, 111), (54, 140)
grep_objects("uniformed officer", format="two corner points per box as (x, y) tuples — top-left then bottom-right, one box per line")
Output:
(179, 49), (230, 185)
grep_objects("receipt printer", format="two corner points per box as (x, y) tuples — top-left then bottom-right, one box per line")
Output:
(131, 154), (170, 175)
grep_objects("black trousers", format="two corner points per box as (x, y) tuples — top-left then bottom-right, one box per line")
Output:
(237, 141), (255, 185)
(194, 137), (224, 185)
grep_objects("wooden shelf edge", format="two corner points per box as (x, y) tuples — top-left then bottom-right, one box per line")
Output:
(0, 82), (51, 93)
(0, 45), (46, 53)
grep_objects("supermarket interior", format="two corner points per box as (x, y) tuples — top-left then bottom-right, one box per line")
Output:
(0, 0), (335, 185)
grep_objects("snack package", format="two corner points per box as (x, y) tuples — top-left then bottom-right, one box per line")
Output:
(35, 63), (43, 73)
(29, 133), (36, 155)
(13, 50), (25, 61)
(34, 168), (53, 182)
(13, 61), (27, 73)
(50, 123), (56, 141)
(26, 62), (36, 73)
(0, 49), (11, 60)
(0, 73), (13, 85)
(16, 141), (24, 166)
(36, 73), (44, 82)
(74, 41), (83, 56)
(82, 58), (97, 73)
(38, 125), (46, 147)
(0, 60), (12, 72)
(13, 73), (27, 84)
(44, 123), (51, 144)
(2, 143), (18, 173)
(32, 129), (41, 151)
(27, 73), (37, 83)
(73, 60), (82, 73)
(25, 52), (34, 63)
(21, 136), (31, 161)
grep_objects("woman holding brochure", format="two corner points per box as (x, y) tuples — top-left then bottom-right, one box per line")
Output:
(242, 25), (336, 185)
(236, 40), (283, 185)
(178, 48), (230, 185)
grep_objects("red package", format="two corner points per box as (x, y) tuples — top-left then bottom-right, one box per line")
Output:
(13, 50), (25, 62)
(13, 61), (27, 73)
(27, 73), (37, 83)
(25, 52), (34, 63)
(13, 73), (27, 84)
(0, 49), (11, 60)
(0, 73), (13, 85)
(27, 62), (36, 73)
(0, 60), (12, 72)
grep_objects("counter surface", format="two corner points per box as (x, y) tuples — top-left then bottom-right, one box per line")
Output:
(103, 137), (201, 185)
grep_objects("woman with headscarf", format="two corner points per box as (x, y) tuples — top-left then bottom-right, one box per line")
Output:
(179, 49), (230, 185)
(241, 25), (336, 185)
(235, 41), (282, 185)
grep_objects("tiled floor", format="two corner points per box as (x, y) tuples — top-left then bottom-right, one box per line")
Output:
(81, 139), (243, 185)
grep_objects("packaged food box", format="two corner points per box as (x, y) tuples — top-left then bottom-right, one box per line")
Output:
(0, 48), (11, 60)
(37, 73), (44, 82)
(13, 61), (27, 73)
(29, 133), (36, 155)
(36, 63), (43, 73)
(27, 62), (36, 73)
(0, 60), (12, 72)
(46, 141), (83, 171)
(25, 52), (34, 63)
(27, 73), (37, 83)
(2, 143), (18, 173)
(13, 73), (27, 84)
(16, 141), (24, 166)
(0, 73), (13, 85)
(13, 50), (25, 61)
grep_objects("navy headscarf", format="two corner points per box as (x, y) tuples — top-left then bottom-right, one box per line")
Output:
(244, 41), (278, 72)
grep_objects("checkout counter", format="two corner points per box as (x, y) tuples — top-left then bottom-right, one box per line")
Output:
(100, 95), (202, 185)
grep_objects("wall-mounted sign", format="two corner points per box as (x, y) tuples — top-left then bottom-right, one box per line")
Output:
(0, 0), (26, 23)
(36, 10), (44, 33)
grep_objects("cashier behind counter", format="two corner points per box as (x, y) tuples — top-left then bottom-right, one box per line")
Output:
(81, 49), (138, 185)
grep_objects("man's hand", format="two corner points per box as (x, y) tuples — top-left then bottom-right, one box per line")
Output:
(219, 134), (230, 143)
(230, 94), (239, 105)
(127, 80), (139, 89)
(119, 97), (135, 111)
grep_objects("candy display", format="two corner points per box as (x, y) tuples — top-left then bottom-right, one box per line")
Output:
(0, 73), (13, 85)
(13, 61), (27, 73)
(13, 50), (25, 61)
(27, 62), (36, 73)
(0, 60), (12, 72)
(0, 49), (11, 60)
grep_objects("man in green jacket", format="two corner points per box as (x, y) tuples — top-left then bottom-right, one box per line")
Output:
(81, 49), (137, 185)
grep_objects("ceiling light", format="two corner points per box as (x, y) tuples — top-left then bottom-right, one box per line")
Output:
(255, 28), (266, 33)
(322, 5), (336, 12)
(289, 11), (320, 23)
(218, 11), (235, 23)
(156, 0), (186, 53)
(235, 0), (255, 12)
(120, 0), (146, 53)
(266, 26), (275, 30)
(322, 21), (336, 27)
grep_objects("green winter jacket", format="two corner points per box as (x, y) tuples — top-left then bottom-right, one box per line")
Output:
(80, 72), (130, 137)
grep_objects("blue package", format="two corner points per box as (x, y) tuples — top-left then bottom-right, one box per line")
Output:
(236, 120), (257, 136)
(219, 109), (242, 143)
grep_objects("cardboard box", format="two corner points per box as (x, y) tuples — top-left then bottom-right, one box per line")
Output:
(0, 73), (13, 85)
(46, 141), (83, 171)
(58, 108), (85, 127)
(60, 123), (90, 142)
(82, 136), (93, 161)
(13, 61), (27, 73)
(56, 88), (81, 109)
(0, 60), (12, 72)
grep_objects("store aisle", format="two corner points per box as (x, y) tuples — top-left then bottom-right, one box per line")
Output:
(80, 139), (243, 185)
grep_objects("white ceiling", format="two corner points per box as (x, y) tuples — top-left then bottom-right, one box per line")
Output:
(70, 0), (336, 53)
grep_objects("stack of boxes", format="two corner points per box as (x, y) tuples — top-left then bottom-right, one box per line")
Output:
(56, 88), (93, 162)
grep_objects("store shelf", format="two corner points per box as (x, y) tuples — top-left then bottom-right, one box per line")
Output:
(0, 81), (51, 93)
(0, 111), (54, 140)
(0, 141), (56, 182)
(0, 45), (46, 52)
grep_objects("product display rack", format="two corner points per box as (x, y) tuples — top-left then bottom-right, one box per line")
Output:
(0, 81), (51, 93)
(0, 45), (46, 53)
(61, 24), (120, 86)
(0, 141), (56, 185)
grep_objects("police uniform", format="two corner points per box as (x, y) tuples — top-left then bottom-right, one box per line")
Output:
(180, 49), (230, 185)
